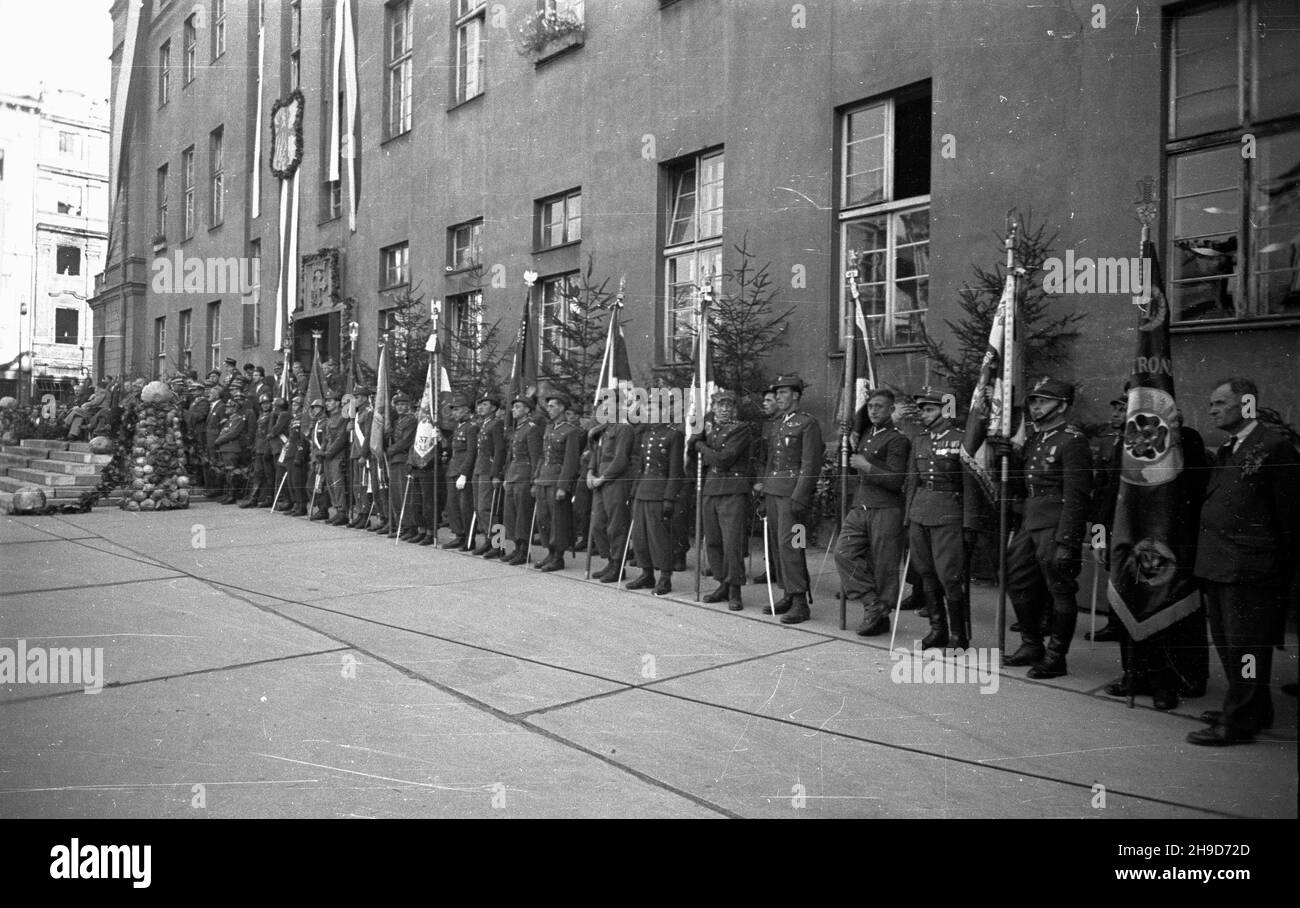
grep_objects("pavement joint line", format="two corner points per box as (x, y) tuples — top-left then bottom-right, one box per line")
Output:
(0, 645), (354, 707)
(515, 638), (838, 719)
(16, 511), (1280, 818)
(0, 574), (185, 599)
(0, 536), (100, 545)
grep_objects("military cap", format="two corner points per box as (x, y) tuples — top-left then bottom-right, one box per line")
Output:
(1110, 379), (1131, 407)
(324, 390), (341, 401)
(1027, 376), (1074, 405)
(449, 392), (470, 409)
(309, 398), (325, 409)
(242, 362), (255, 371)
(229, 386), (246, 398)
(272, 397), (288, 408)
(392, 390), (412, 405)
(713, 389), (738, 405)
(914, 388), (947, 407)
(768, 373), (806, 393)
(512, 392), (537, 409)
(544, 389), (571, 408)
(224, 357), (238, 367)
(353, 385), (373, 397)
(259, 394), (273, 404)
(478, 390), (503, 407)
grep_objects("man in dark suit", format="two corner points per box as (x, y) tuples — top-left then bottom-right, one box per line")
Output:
(1188, 378), (1300, 745)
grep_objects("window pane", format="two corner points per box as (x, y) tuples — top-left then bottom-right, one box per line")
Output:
(1256, 0), (1300, 121)
(1172, 145), (1239, 239)
(567, 193), (581, 240)
(893, 91), (931, 199)
(699, 154), (724, 238)
(1253, 131), (1300, 316)
(1172, 4), (1239, 138)
(845, 104), (887, 207)
(667, 165), (697, 245)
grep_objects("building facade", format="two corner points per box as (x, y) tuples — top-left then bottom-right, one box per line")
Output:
(92, 0), (1299, 435)
(1, 87), (107, 403)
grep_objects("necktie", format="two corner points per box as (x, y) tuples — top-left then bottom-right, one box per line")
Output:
(1220, 436), (1237, 464)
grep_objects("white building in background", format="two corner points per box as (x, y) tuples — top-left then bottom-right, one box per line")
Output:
(0, 85), (108, 404)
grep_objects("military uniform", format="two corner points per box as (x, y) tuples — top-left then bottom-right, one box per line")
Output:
(241, 398), (274, 507)
(1004, 377), (1094, 676)
(753, 410), (782, 586)
(905, 394), (969, 648)
(471, 396), (507, 556)
(444, 396), (478, 547)
(697, 398), (753, 607)
(348, 395), (381, 527)
(285, 405), (310, 516)
(534, 395), (581, 569)
(204, 396), (227, 497)
(762, 373), (825, 621)
(588, 421), (636, 580)
(628, 422), (684, 592)
(836, 416), (910, 634)
(213, 401), (248, 504)
(267, 402), (291, 509)
(322, 404), (351, 525)
(503, 399), (545, 565)
(306, 404), (330, 519)
(385, 393), (418, 540)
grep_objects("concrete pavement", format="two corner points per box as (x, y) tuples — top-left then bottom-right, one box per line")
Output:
(1, 503), (1295, 818)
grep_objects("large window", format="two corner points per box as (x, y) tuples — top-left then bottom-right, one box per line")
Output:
(179, 308), (193, 373)
(184, 14), (197, 84)
(56, 245), (81, 276)
(382, 242), (410, 289)
(449, 219), (483, 271)
(1167, 0), (1300, 324)
(662, 150), (723, 363)
(289, 0), (302, 88)
(206, 301), (221, 372)
(320, 7), (343, 221)
(213, 0), (227, 60)
(156, 164), (168, 238)
(454, 0), (486, 105)
(155, 317), (167, 377)
(839, 83), (931, 348)
(539, 273), (576, 375)
(209, 127), (224, 227)
(447, 290), (485, 373)
(538, 189), (581, 249)
(55, 309), (79, 346)
(243, 239), (261, 347)
(58, 130), (82, 160)
(387, 0), (414, 137)
(158, 40), (170, 105)
(181, 146), (195, 238)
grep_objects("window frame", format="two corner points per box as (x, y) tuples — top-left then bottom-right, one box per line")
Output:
(213, 0), (227, 61)
(836, 85), (932, 351)
(54, 308), (79, 346)
(209, 127), (224, 228)
(181, 146), (196, 239)
(243, 239), (261, 348)
(289, 0), (302, 88)
(184, 14), (197, 84)
(158, 40), (171, 106)
(446, 289), (485, 373)
(538, 272), (577, 376)
(447, 219), (483, 273)
(386, 0), (414, 138)
(206, 301), (222, 372)
(381, 241), (411, 290)
(536, 188), (582, 250)
(1164, 0), (1300, 328)
(156, 163), (169, 239)
(55, 245), (82, 276)
(179, 308), (193, 373)
(453, 0), (486, 107)
(155, 316), (167, 377)
(661, 149), (724, 364)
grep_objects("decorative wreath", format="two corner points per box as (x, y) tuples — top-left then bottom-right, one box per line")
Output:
(269, 89), (305, 180)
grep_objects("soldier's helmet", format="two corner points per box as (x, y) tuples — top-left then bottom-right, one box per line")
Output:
(768, 373), (806, 394)
(259, 394), (273, 406)
(1027, 377), (1075, 405)
(309, 398), (325, 410)
(478, 390), (503, 408)
(392, 390), (411, 406)
(324, 390), (341, 402)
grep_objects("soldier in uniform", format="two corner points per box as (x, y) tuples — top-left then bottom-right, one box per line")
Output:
(588, 405), (637, 583)
(1085, 390), (1128, 642)
(696, 390), (753, 609)
(441, 393), (477, 550)
(627, 408), (685, 595)
(305, 399), (329, 519)
(384, 391), (418, 541)
(752, 389), (781, 586)
(321, 392), (351, 526)
(347, 386), (379, 529)
(407, 396), (447, 545)
(904, 389), (970, 649)
(471, 391), (508, 557)
(758, 373), (824, 624)
(200, 383), (225, 497)
(533, 391), (581, 572)
(264, 397), (291, 509)
(214, 387), (248, 505)
(837, 388), (911, 635)
(239, 393), (275, 507)
(994, 377), (1094, 678)
(280, 397), (306, 515)
(503, 393), (545, 565)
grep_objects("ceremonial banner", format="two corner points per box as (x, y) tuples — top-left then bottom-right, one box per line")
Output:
(329, 0), (361, 231)
(1108, 238), (1199, 641)
(370, 344), (389, 460)
(509, 277), (538, 406)
(683, 282), (716, 457)
(411, 363), (438, 470)
(270, 91), (305, 353)
(591, 279), (630, 421)
(251, 16), (264, 219)
(961, 270), (1020, 502)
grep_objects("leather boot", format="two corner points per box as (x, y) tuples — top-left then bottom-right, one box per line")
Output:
(418, 531), (437, 546)
(626, 571), (655, 591)
(1027, 648), (1068, 679)
(946, 597), (969, 650)
(506, 545), (528, 566)
(599, 563), (624, 583)
(1004, 642), (1045, 666)
(779, 594), (811, 624)
(441, 535), (465, 550)
(482, 547), (503, 560)
(653, 572), (672, 595)
(471, 540), (492, 556)
(702, 583), (730, 604)
(727, 587), (744, 610)
(540, 552), (564, 573)
(921, 595), (948, 649)
(328, 512), (349, 526)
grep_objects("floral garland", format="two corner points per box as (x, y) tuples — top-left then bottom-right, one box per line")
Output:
(269, 89), (306, 181)
(517, 8), (585, 56)
(1238, 442), (1268, 479)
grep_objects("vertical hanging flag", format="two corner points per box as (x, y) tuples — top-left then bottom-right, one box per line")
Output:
(370, 344), (390, 460)
(1108, 224), (1199, 640)
(330, 0), (361, 231)
(251, 9), (265, 219)
(683, 274), (715, 460)
(510, 272), (539, 406)
(591, 277), (630, 422)
(411, 302), (444, 470)
(270, 90), (305, 354)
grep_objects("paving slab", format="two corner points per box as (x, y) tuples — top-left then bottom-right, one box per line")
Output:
(0, 540), (183, 596)
(0, 652), (723, 819)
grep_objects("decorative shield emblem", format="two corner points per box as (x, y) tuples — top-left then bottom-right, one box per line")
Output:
(1121, 386), (1183, 486)
(270, 90), (305, 179)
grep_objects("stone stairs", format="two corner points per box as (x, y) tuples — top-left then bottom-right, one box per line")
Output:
(0, 439), (113, 513)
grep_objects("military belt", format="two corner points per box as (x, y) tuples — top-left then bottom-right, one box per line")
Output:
(921, 480), (962, 492)
(1026, 484), (1063, 498)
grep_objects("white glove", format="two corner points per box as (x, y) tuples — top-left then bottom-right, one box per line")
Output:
(456, 475), (467, 490)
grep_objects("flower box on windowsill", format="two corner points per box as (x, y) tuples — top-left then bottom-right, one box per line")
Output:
(151, 235), (167, 253)
(530, 27), (584, 63)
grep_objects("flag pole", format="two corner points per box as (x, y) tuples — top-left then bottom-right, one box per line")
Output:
(996, 218), (1018, 661)
(693, 275), (712, 602)
(430, 299), (442, 549)
(839, 251), (860, 629)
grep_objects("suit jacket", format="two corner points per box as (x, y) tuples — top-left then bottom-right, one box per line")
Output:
(350, 408), (373, 460)
(387, 413), (417, 461)
(448, 418), (478, 477)
(535, 419), (581, 494)
(590, 422), (635, 481)
(473, 414), (507, 479)
(268, 411), (291, 458)
(506, 418), (544, 483)
(1194, 424), (1300, 586)
(852, 420), (910, 509)
(700, 420), (753, 497)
